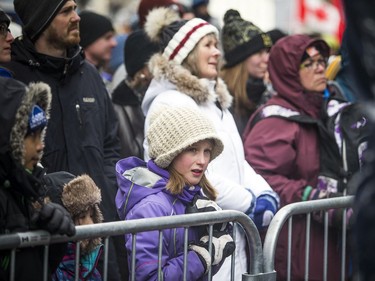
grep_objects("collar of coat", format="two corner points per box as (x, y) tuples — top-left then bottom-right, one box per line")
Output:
(148, 53), (233, 109)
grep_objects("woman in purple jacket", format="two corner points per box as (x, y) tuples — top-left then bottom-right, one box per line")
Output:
(115, 106), (235, 281)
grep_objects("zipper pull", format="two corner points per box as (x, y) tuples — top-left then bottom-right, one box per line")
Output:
(75, 103), (82, 125)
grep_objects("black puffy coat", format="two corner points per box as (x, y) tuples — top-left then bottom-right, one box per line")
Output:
(0, 77), (63, 281)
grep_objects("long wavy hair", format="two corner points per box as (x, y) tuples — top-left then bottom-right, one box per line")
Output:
(220, 62), (256, 117)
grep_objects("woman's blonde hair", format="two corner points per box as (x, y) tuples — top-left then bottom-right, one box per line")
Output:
(220, 62), (256, 117)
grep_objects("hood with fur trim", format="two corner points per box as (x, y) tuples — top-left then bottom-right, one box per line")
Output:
(0, 77), (51, 166)
(142, 53), (232, 113)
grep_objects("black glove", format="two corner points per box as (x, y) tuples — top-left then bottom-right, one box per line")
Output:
(33, 202), (76, 236)
(189, 230), (235, 273)
(185, 195), (227, 232)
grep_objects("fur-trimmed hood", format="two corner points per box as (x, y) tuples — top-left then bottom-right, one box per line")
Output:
(142, 53), (232, 114)
(0, 77), (51, 166)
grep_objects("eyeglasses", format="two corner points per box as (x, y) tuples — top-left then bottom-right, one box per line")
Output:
(0, 23), (10, 39)
(300, 57), (327, 71)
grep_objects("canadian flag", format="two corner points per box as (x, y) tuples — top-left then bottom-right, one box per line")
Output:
(297, 0), (344, 42)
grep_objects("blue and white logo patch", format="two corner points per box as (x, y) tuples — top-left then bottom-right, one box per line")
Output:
(28, 104), (47, 133)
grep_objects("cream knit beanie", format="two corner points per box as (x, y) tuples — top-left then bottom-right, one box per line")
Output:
(147, 106), (224, 168)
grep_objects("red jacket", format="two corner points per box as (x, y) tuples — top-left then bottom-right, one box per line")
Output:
(243, 35), (345, 281)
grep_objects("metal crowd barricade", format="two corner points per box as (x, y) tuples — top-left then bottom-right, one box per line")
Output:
(0, 210), (274, 281)
(263, 196), (354, 281)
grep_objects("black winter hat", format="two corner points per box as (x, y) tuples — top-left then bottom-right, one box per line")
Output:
(221, 9), (273, 68)
(13, 0), (68, 41)
(192, 0), (209, 9)
(43, 171), (76, 207)
(0, 8), (10, 26)
(125, 30), (159, 78)
(266, 28), (287, 45)
(79, 11), (114, 48)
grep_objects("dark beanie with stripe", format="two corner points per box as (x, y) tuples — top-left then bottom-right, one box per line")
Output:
(14, 0), (68, 41)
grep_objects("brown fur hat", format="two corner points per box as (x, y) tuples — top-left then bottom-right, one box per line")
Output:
(61, 174), (103, 224)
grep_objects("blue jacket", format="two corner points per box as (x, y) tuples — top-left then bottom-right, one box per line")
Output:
(115, 157), (221, 281)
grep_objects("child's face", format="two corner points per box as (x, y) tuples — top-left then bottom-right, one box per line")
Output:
(74, 207), (94, 226)
(171, 139), (213, 186)
(23, 130), (44, 170)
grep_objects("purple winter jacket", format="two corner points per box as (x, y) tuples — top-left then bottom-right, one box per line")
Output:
(115, 157), (220, 281)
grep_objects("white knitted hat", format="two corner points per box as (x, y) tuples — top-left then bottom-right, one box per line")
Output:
(145, 7), (218, 64)
(147, 106), (224, 168)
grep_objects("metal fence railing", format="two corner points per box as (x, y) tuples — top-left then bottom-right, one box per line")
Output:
(0, 210), (272, 281)
(0, 197), (354, 281)
(263, 196), (354, 281)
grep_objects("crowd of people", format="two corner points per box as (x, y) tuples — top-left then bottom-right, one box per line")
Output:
(0, 0), (373, 280)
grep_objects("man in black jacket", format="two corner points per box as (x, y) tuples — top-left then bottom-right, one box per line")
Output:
(5, 0), (123, 280)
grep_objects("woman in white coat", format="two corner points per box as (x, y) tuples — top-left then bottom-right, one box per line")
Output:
(141, 7), (279, 280)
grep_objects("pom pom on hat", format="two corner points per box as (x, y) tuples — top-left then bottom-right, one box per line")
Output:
(145, 7), (218, 65)
(79, 11), (115, 48)
(14, 0), (68, 41)
(147, 106), (224, 168)
(221, 9), (273, 68)
(137, 0), (184, 28)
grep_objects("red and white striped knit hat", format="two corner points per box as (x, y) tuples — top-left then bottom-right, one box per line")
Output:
(145, 7), (218, 65)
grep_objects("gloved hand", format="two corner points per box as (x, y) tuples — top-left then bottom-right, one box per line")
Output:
(252, 194), (278, 230)
(305, 186), (352, 228)
(307, 188), (332, 200)
(185, 194), (227, 232)
(189, 230), (235, 273)
(32, 202), (76, 236)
